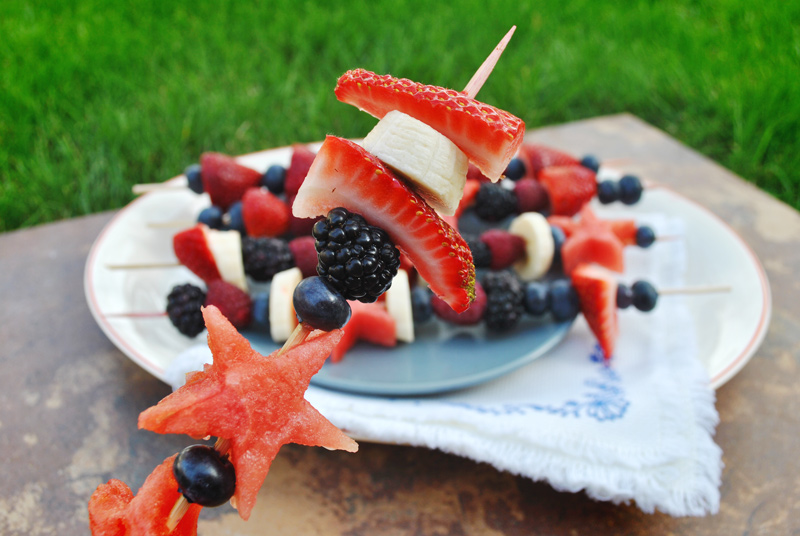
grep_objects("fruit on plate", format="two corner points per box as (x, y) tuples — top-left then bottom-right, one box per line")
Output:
(89, 455), (202, 536)
(173, 225), (222, 284)
(284, 144), (317, 198)
(268, 267), (303, 342)
(538, 165), (597, 216)
(204, 280), (252, 329)
(572, 263), (619, 360)
(293, 136), (475, 313)
(384, 268), (415, 343)
(203, 227), (247, 291)
(561, 224), (625, 276)
(507, 212), (555, 281)
(521, 144), (580, 178)
(138, 306), (358, 521)
(241, 188), (291, 238)
(362, 110), (468, 215)
(330, 300), (397, 362)
(200, 152), (263, 210)
(334, 68), (525, 182)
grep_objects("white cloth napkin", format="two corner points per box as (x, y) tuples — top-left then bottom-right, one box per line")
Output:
(167, 214), (722, 517)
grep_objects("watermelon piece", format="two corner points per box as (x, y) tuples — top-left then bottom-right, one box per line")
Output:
(335, 69), (525, 182)
(173, 225), (221, 284)
(608, 219), (638, 246)
(88, 455), (202, 536)
(241, 187), (291, 238)
(538, 165), (597, 216)
(521, 144), (580, 178)
(572, 263), (619, 360)
(284, 144), (317, 198)
(292, 136), (476, 313)
(561, 227), (625, 276)
(200, 153), (262, 210)
(547, 215), (578, 238)
(330, 301), (397, 362)
(138, 306), (357, 521)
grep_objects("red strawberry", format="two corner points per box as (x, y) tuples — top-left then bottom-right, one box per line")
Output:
(284, 144), (317, 198)
(571, 263), (619, 360)
(173, 225), (221, 283)
(204, 279), (252, 328)
(514, 178), (549, 213)
(293, 136), (476, 313)
(456, 179), (482, 218)
(287, 194), (319, 236)
(480, 229), (526, 270)
(330, 301), (396, 362)
(547, 215), (578, 237)
(521, 144), (580, 178)
(466, 163), (492, 183)
(242, 188), (291, 237)
(431, 280), (487, 325)
(288, 236), (318, 279)
(201, 152), (262, 210)
(538, 165), (597, 216)
(335, 69), (525, 182)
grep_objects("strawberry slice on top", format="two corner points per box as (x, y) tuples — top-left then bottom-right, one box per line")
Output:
(293, 136), (476, 313)
(571, 263), (619, 360)
(334, 69), (524, 182)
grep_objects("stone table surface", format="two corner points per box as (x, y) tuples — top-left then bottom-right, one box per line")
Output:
(1, 114), (798, 535)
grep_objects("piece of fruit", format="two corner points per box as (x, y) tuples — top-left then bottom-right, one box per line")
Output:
(482, 270), (524, 332)
(385, 269), (414, 343)
(431, 280), (487, 326)
(508, 212), (555, 281)
(580, 154), (601, 173)
(204, 227), (248, 291)
(561, 226), (625, 276)
(335, 69), (525, 181)
(242, 236), (295, 282)
(261, 164), (286, 195)
(572, 263), (619, 360)
(480, 228), (526, 271)
(138, 306), (358, 521)
(631, 280), (659, 311)
(474, 182), (517, 221)
(538, 165), (597, 216)
(197, 206), (223, 229)
(330, 300), (397, 362)
(618, 174), (643, 204)
(514, 178), (549, 213)
(241, 188), (291, 238)
(521, 144), (581, 178)
(608, 219), (638, 246)
(173, 445), (236, 507)
(293, 136), (475, 313)
(523, 281), (550, 316)
(205, 279), (252, 329)
(616, 283), (634, 309)
(549, 279), (580, 321)
(455, 179), (482, 219)
(173, 225), (222, 284)
(547, 215), (578, 238)
(201, 153), (262, 210)
(362, 110), (468, 215)
(635, 225), (656, 248)
(411, 286), (434, 324)
(284, 144), (317, 198)
(293, 276), (352, 332)
(503, 157), (526, 180)
(268, 267), (303, 342)
(166, 283), (207, 338)
(288, 235), (318, 279)
(596, 179), (619, 204)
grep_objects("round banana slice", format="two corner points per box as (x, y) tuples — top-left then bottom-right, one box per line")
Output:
(269, 267), (303, 343)
(203, 227), (248, 291)
(508, 212), (555, 281)
(385, 269), (414, 343)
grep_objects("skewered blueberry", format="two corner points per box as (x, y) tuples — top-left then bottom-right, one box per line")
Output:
(185, 164), (203, 194)
(523, 282), (550, 316)
(225, 201), (246, 233)
(197, 206), (224, 229)
(262, 164), (286, 195)
(173, 445), (236, 507)
(616, 283), (634, 309)
(635, 225), (656, 248)
(596, 180), (620, 204)
(250, 292), (270, 330)
(293, 276), (351, 331)
(503, 157), (526, 180)
(411, 287), (434, 324)
(580, 154), (601, 173)
(631, 281), (658, 312)
(550, 225), (567, 269)
(549, 279), (580, 321)
(618, 175), (643, 205)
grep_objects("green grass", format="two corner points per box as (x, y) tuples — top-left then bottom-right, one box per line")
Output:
(1, 0), (798, 231)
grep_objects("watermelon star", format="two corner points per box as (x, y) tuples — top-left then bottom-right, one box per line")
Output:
(138, 306), (358, 521)
(330, 301), (397, 362)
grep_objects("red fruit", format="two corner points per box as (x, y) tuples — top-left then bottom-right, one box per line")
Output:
(287, 194), (319, 236)
(521, 144), (580, 178)
(241, 188), (291, 237)
(467, 163), (492, 183)
(609, 219), (638, 246)
(88, 455), (202, 536)
(514, 178), (549, 213)
(293, 136), (476, 313)
(456, 179), (482, 218)
(431, 280), (487, 325)
(204, 280), (252, 328)
(547, 215), (578, 238)
(335, 69), (525, 181)
(572, 263), (619, 360)
(330, 301), (397, 362)
(288, 236), (318, 279)
(173, 225), (221, 283)
(538, 165), (597, 216)
(480, 229), (526, 270)
(200, 152), (262, 210)
(284, 144), (317, 198)
(138, 306), (357, 521)
(561, 228), (625, 275)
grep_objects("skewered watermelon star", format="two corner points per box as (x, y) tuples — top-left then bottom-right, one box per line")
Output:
(138, 306), (358, 521)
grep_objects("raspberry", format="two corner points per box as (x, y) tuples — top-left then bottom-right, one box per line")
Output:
(431, 281), (487, 325)
(288, 236), (318, 279)
(242, 236), (294, 281)
(482, 270), (524, 332)
(514, 178), (549, 213)
(166, 283), (206, 337)
(204, 280), (252, 328)
(474, 183), (518, 221)
(480, 229), (525, 270)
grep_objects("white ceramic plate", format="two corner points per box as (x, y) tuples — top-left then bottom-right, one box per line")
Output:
(84, 146), (771, 391)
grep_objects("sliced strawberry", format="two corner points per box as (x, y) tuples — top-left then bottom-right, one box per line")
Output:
(330, 301), (396, 362)
(456, 179), (482, 219)
(521, 144), (580, 178)
(572, 263), (619, 360)
(284, 144), (317, 198)
(293, 136), (475, 312)
(241, 188), (291, 237)
(538, 165), (597, 216)
(200, 152), (262, 210)
(547, 215), (578, 237)
(335, 69), (525, 182)
(205, 279), (252, 329)
(173, 225), (221, 283)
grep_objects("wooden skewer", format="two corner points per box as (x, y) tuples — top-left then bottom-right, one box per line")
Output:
(133, 182), (188, 195)
(105, 261), (180, 270)
(659, 285), (732, 296)
(147, 220), (196, 229)
(462, 26), (516, 99)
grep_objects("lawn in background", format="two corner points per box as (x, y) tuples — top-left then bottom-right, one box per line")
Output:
(1, 0), (798, 231)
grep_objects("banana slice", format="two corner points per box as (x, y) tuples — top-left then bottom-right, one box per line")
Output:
(269, 267), (303, 342)
(508, 212), (555, 281)
(204, 227), (248, 291)
(362, 110), (468, 216)
(385, 269), (414, 343)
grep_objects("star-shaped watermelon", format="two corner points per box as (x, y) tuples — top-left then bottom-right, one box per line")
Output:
(138, 306), (358, 520)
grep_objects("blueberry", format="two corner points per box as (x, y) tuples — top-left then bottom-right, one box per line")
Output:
(550, 225), (567, 268)
(618, 175), (643, 205)
(411, 286), (433, 323)
(225, 201), (246, 233)
(197, 206), (224, 229)
(635, 225), (656, 248)
(261, 164), (286, 195)
(616, 283), (633, 309)
(293, 276), (351, 331)
(503, 157), (526, 181)
(173, 445), (236, 507)
(580, 154), (600, 173)
(596, 180), (620, 204)
(185, 164), (204, 194)
(250, 292), (270, 330)
(549, 279), (580, 321)
(523, 282), (550, 316)
(631, 280), (658, 312)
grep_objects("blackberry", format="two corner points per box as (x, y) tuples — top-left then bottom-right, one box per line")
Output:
(482, 270), (524, 332)
(242, 237), (294, 281)
(463, 233), (491, 268)
(312, 207), (401, 302)
(474, 183), (518, 221)
(166, 283), (206, 337)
